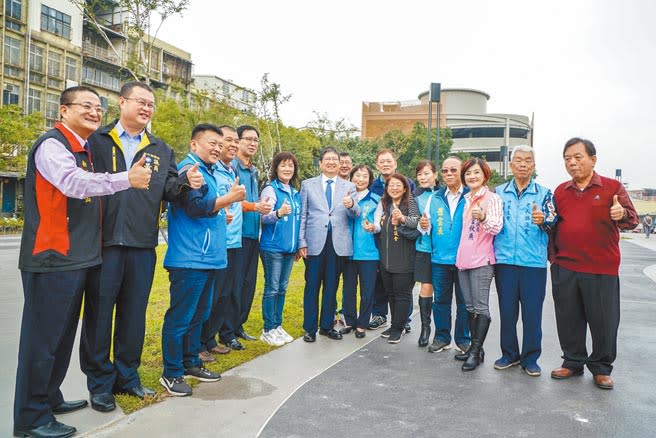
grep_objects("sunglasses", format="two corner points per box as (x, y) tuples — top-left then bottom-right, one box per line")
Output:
(441, 167), (459, 174)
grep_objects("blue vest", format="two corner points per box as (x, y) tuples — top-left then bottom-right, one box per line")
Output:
(415, 189), (434, 253)
(428, 186), (469, 265)
(351, 191), (380, 261)
(494, 179), (555, 268)
(259, 179), (301, 254)
(164, 153), (227, 269)
(215, 160), (243, 249)
(232, 157), (260, 239)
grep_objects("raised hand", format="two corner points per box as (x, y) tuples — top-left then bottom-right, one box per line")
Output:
(128, 154), (152, 189)
(419, 211), (429, 229)
(610, 195), (625, 221)
(471, 204), (485, 221)
(531, 203), (545, 225)
(343, 190), (355, 209)
(229, 176), (247, 202)
(186, 162), (204, 189)
(278, 199), (292, 217)
(256, 196), (273, 214)
(391, 205), (403, 225)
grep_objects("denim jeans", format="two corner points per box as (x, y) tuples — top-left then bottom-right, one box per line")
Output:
(431, 263), (470, 345)
(260, 250), (295, 332)
(161, 268), (215, 377)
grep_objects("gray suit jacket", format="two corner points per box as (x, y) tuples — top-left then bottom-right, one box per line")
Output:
(299, 175), (360, 256)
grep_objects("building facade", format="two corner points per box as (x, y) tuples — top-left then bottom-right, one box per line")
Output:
(362, 88), (532, 176)
(193, 74), (256, 112)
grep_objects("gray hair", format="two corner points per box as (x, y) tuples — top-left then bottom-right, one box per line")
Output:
(510, 145), (534, 161)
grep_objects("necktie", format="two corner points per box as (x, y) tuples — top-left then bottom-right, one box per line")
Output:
(326, 179), (333, 209)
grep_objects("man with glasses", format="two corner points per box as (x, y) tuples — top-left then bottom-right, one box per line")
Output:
(81, 82), (203, 412)
(14, 86), (150, 438)
(418, 156), (471, 355)
(493, 145), (556, 377)
(229, 125), (272, 343)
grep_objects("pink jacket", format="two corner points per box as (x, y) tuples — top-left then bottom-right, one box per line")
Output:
(456, 186), (503, 270)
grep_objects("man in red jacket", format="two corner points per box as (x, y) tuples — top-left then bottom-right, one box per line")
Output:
(549, 137), (637, 390)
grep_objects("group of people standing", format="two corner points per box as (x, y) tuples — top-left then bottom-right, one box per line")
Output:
(13, 81), (639, 438)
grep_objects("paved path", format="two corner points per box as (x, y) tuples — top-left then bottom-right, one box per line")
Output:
(1, 234), (655, 437)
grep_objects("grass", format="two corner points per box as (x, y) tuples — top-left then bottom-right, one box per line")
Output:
(116, 245), (309, 413)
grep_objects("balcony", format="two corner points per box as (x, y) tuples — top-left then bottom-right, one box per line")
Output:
(82, 40), (123, 65)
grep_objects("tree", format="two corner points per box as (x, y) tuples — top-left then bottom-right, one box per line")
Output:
(257, 73), (291, 153)
(0, 106), (43, 172)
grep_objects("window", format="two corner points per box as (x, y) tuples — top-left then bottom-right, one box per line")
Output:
(5, 0), (21, 19)
(46, 93), (60, 127)
(47, 78), (62, 88)
(3, 84), (20, 105)
(65, 56), (78, 81)
(48, 52), (62, 77)
(40, 5), (71, 39)
(28, 89), (42, 114)
(82, 65), (120, 91)
(4, 36), (21, 65)
(30, 45), (44, 73)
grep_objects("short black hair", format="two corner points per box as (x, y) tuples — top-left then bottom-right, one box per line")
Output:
(237, 125), (259, 138)
(349, 164), (374, 187)
(269, 151), (299, 188)
(563, 137), (596, 157)
(191, 123), (222, 140)
(120, 81), (153, 97)
(339, 152), (351, 159)
(217, 124), (237, 135)
(319, 146), (339, 161)
(60, 86), (99, 105)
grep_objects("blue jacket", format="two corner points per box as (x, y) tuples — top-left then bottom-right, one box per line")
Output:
(415, 187), (436, 253)
(164, 153), (227, 269)
(259, 179), (301, 254)
(427, 185), (469, 265)
(232, 157), (260, 240)
(494, 179), (556, 268)
(215, 160), (242, 249)
(351, 191), (380, 261)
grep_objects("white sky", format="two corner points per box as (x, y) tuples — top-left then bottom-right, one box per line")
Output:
(158, 0), (656, 190)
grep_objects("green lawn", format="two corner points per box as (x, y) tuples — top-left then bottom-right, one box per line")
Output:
(117, 245), (309, 413)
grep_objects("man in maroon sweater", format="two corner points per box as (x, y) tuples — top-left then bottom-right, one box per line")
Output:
(549, 137), (637, 390)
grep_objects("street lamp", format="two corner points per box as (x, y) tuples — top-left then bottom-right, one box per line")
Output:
(427, 83), (441, 161)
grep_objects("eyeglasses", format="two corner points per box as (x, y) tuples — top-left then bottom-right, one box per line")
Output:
(441, 167), (459, 174)
(65, 102), (104, 114)
(123, 97), (156, 110)
(240, 136), (259, 143)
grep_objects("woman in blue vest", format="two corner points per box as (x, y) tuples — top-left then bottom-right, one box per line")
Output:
(342, 164), (381, 338)
(259, 152), (301, 346)
(414, 160), (438, 347)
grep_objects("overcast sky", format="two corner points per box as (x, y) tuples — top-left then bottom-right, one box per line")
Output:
(158, 0), (655, 190)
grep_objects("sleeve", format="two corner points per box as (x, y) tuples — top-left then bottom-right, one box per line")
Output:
(397, 196), (421, 240)
(260, 185), (279, 224)
(298, 181), (309, 248)
(372, 202), (383, 233)
(177, 185), (217, 218)
(345, 182), (360, 218)
(615, 184), (639, 230)
(540, 189), (558, 232)
(481, 193), (503, 235)
(163, 147), (190, 203)
(35, 138), (130, 199)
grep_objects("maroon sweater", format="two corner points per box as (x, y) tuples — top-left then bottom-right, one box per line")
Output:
(550, 172), (638, 276)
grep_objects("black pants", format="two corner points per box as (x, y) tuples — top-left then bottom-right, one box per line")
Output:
(235, 237), (259, 331)
(15, 267), (98, 431)
(551, 264), (620, 375)
(379, 268), (414, 332)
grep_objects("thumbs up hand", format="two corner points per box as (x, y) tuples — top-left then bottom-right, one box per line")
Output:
(362, 218), (376, 233)
(610, 194), (625, 221)
(224, 207), (234, 225)
(186, 162), (205, 189)
(419, 211), (430, 229)
(343, 190), (355, 209)
(278, 199), (292, 217)
(256, 196), (273, 214)
(531, 203), (545, 225)
(229, 176), (246, 202)
(391, 204), (403, 225)
(128, 154), (152, 189)
(471, 204), (485, 221)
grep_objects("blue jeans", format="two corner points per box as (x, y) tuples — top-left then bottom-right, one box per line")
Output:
(260, 251), (295, 332)
(161, 269), (215, 377)
(342, 259), (378, 329)
(431, 263), (470, 345)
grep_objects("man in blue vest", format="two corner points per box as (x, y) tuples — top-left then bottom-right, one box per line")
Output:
(160, 124), (245, 396)
(493, 145), (557, 377)
(14, 86), (150, 438)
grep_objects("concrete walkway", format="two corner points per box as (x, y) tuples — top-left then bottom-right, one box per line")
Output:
(1, 233), (655, 437)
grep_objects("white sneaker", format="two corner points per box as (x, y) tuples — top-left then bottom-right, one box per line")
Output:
(260, 330), (285, 347)
(275, 326), (293, 343)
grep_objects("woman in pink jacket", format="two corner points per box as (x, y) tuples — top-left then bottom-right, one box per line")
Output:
(455, 158), (503, 371)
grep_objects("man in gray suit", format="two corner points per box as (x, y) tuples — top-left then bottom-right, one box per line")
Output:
(298, 147), (360, 341)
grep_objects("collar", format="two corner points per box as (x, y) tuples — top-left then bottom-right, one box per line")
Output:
(465, 185), (488, 201)
(187, 153), (215, 174)
(234, 156), (255, 171)
(506, 178), (537, 195)
(321, 174), (337, 185)
(115, 120), (144, 140)
(218, 159), (234, 174)
(59, 122), (87, 148)
(446, 184), (464, 197)
(356, 189), (370, 202)
(564, 172), (602, 191)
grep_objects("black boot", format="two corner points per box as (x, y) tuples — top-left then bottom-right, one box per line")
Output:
(455, 312), (476, 361)
(417, 297), (432, 347)
(462, 314), (491, 372)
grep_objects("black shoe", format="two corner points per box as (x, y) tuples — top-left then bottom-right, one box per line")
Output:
(303, 332), (316, 342)
(381, 328), (392, 338)
(319, 328), (343, 340)
(462, 314), (491, 372)
(52, 399), (88, 414)
(418, 296), (432, 347)
(224, 338), (245, 350)
(14, 420), (76, 438)
(404, 323), (412, 334)
(117, 385), (156, 399)
(355, 329), (366, 339)
(339, 326), (353, 335)
(90, 392), (116, 412)
(388, 330), (402, 344)
(236, 329), (257, 341)
(184, 366), (221, 382)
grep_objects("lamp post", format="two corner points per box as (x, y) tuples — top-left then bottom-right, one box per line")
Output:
(427, 83), (441, 160)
